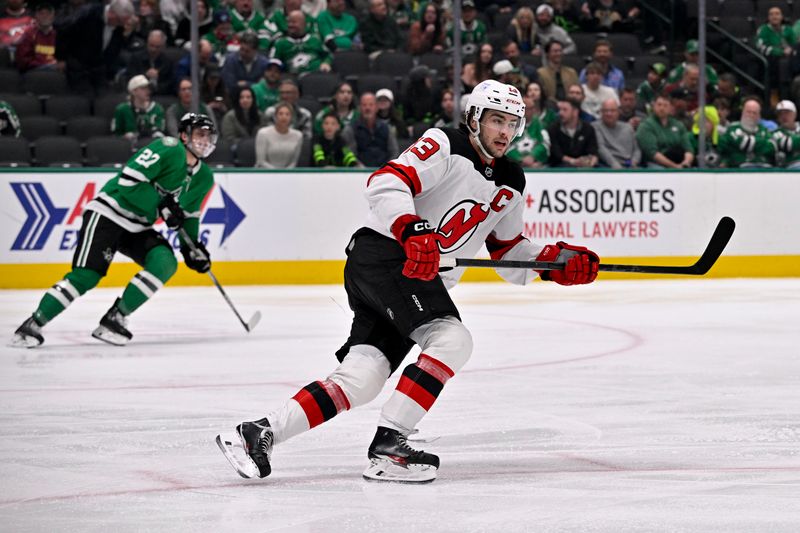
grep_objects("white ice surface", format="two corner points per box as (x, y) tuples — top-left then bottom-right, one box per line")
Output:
(1, 279), (799, 532)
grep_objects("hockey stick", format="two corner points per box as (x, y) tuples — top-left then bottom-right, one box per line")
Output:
(440, 216), (736, 276)
(178, 228), (261, 332)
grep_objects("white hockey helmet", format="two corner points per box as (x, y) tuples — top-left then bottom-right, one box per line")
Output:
(464, 80), (526, 145)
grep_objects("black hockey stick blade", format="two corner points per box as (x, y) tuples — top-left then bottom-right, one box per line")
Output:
(440, 216), (736, 276)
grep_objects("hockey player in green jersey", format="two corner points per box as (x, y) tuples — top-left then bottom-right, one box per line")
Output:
(10, 114), (219, 348)
(718, 97), (775, 168)
(772, 100), (800, 169)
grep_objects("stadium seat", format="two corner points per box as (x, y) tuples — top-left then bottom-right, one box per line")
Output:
(0, 93), (41, 116)
(22, 70), (68, 95)
(418, 52), (449, 74)
(492, 11), (514, 32)
(66, 115), (112, 141)
(351, 74), (397, 96)
(84, 136), (133, 167)
(45, 94), (92, 122)
(153, 95), (178, 111)
(0, 68), (21, 93)
(33, 135), (83, 167)
(570, 33), (599, 55)
(298, 71), (342, 100)
(204, 139), (234, 167)
(332, 50), (370, 77)
(234, 137), (256, 167)
(719, 16), (755, 40)
(162, 46), (187, 65)
(93, 93), (127, 119)
(20, 115), (61, 141)
(0, 137), (32, 166)
(373, 51), (414, 77)
(0, 48), (11, 68)
(297, 97), (322, 116)
(606, 34), (643, 57)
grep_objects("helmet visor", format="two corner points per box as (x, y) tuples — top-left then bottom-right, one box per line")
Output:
(190, 128), (218, 159)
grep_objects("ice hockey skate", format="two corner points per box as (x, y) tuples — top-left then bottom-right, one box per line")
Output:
(216, 418), (273, 479)
(9, 316), (44, 348)
(91, 299), (132, 346)
(363, 426), (439, 483)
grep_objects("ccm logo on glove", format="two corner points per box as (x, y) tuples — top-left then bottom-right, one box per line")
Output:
(392, 214), (440, 281)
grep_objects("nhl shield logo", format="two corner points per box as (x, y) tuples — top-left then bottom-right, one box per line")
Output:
(485, 166), (493, 177)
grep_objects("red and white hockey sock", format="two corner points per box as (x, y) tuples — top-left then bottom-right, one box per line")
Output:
(267, 379), (351, 445)
(378, 353), (454, 434)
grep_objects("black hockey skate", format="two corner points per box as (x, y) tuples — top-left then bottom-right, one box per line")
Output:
(363, 426), (440, 483)
(91, 299), (132, 346)
(216, 418), (274, 479)
(9, 316), (44, 348)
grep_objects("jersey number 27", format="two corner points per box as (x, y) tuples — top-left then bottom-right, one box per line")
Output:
(135, 148), (161, 168)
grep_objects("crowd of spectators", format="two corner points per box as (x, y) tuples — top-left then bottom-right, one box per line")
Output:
(0, 0), (799, 169)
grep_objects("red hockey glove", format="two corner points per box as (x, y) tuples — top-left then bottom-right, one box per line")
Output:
(391, 214), (440, 281)
(536, 241), (599, 286)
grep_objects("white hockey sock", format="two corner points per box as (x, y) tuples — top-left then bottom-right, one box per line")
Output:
(378, 353), (454, 434)
(378, 317), (472, 434)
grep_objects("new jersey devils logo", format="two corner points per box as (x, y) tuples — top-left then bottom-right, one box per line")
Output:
(437, 201), (490, 253)
(435, 188), (516, 253)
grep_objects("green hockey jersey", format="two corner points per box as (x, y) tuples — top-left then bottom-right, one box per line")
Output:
(0, 99), (21, 137)
(112, 101), (166, 138)
(667, 62), (719, 86)
(507, 116), (550, 164)
(718, 122), (775, 167)
(316, 10), (359, 50)
(85, 137), (214, 241)
(251, 79), (281, 112)
(446, 19), (488, 57)
(771, 123), (800, 167)
(271, 33), (331, 74)
(755, 23), (795, 56)
(269, 10), (317, 37)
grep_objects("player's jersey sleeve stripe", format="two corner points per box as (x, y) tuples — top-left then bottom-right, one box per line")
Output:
(368, 162), (422, 196)
(121, 167), (148, 183)
(485, 233), (527, 261)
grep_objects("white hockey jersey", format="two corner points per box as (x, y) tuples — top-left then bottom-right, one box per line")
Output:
(364, 125), (544, 288)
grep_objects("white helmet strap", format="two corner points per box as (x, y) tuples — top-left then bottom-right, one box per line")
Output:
(466, 108), (496, 161)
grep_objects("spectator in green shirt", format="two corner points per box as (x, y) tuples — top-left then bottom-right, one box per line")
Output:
(317, 0), (360, 52)
(718, 97), (775, 168)
(772, 100), (800, 169)
(0, 99), (21, 137)
(271, 10), (332, 74)
(251, 58), (284, 112)
(755, 7), (795, 97)
(635, 94), (693, 168)
(112, 75), (166, 140)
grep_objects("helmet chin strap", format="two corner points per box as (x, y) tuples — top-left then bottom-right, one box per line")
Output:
(467, 113), (496, 161)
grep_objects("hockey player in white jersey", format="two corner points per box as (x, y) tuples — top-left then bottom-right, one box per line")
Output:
(217, 79), (600, 483)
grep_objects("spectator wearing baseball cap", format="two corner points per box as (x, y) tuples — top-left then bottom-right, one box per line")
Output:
(15, 2), (57, 73)
(636, 62), (666, 113)
(534, 3), (577, 55)
(771, 100), (800, 168)
(447, 0), (488, 57)
(666, 39), (720, 86)
(251, 58), (283, 112)
(112, 75), (166, 140)
(493, 58), (528, 93)
(375, 87), (408, 139)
